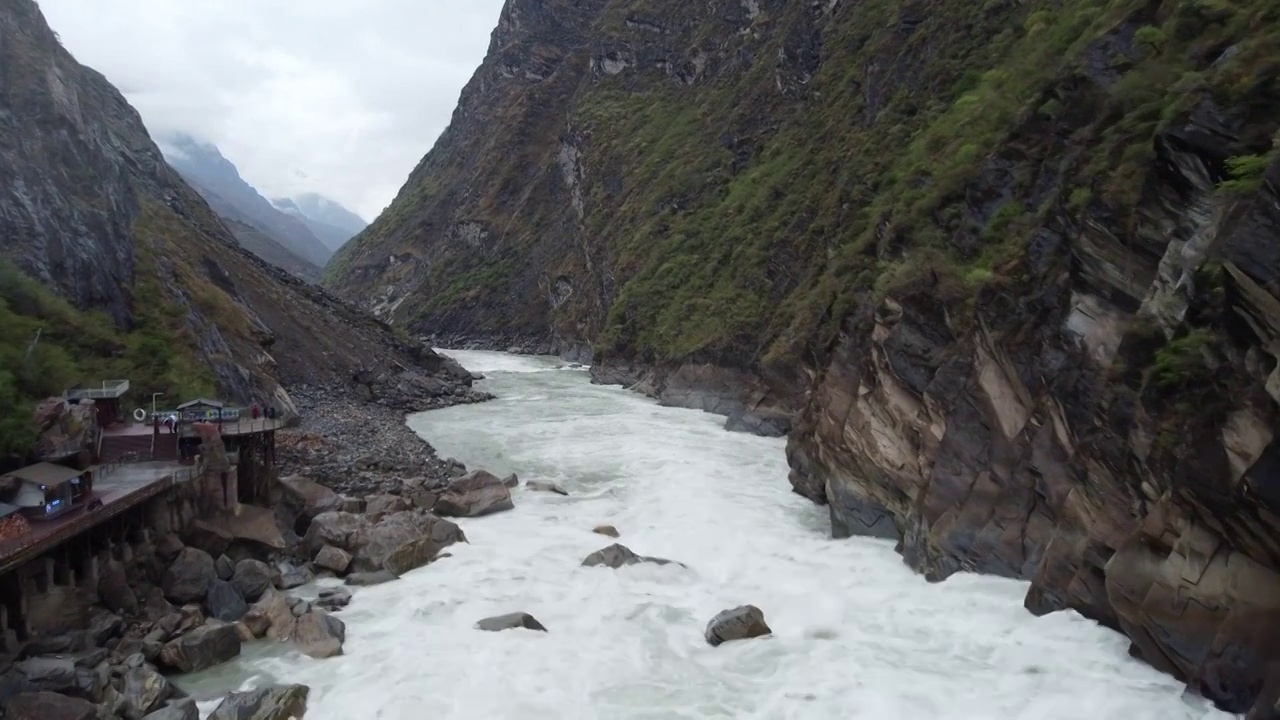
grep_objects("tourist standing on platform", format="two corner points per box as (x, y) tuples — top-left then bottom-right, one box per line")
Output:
(251, 403), (261, 421)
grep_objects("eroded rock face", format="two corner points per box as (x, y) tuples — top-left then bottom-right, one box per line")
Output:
(787, 155), (1280, 712)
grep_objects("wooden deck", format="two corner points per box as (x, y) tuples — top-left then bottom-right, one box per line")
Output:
(0, 461), (196, 575)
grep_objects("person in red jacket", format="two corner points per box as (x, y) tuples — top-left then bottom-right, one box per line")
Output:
(251, 403), (260, 420)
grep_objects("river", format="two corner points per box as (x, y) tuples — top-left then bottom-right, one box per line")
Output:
(183, 349), (1229, 719)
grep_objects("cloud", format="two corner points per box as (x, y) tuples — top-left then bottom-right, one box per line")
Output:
(37, 0), (505, 220)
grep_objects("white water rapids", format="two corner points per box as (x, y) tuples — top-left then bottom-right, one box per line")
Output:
(182, 350), (1231, 719)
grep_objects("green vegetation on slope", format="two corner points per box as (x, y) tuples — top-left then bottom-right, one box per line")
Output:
(574, 0), (1280, 364)
(0, 205), (219, 460)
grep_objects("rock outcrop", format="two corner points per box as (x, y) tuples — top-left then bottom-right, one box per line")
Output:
(433, 471), (515, 518)
(304, 509), (466, 575)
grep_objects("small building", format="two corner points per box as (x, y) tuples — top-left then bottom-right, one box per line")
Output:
(177, 399), (227, 424)
(65, 380), (130, 427)
(0, 463), (94, 521)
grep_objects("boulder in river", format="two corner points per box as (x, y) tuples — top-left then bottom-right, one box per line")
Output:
(704, 605), (771, 647)
(364, 494), (412, 519)
(316, 587), (352, 611)
(501, 473), (519, 488)
(292, 609), (346, 658)
(344, 570), (399, 587)
(158, 622), (242, 673)
(433, 470), (514, 517)
(526, 481), (569, 496)
(3, 691), (96, 720)
(592, 525), (620, 538)
(161, 548), (216, 604)
(476, 612), (547, 632)
(208, 684), (309, 720)
(275, 561), (314, 590)
(250, 590), (298, 641)
(581, 543), (680, 569)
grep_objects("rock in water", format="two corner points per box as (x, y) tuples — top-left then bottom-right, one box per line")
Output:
(158, 623), (242, 673)
(162, 548), (216, 604)
(592, 525), (620, 538)
(581, 543), (680, 568)
(476, 612), (547, 632)
(344, 570), (399, 587)
(704, 605), (771, 646)
(208, 684), (309, 720)
(275, 562), (314, 590)
(315, 587), (352, 611)
(501, 473), (519, 488)
(526, 481), (569, 496)
(205, 580), (249, 622)
(122, 665), (171, 719)
(2, 691), (96, 720)
(433, 470), (515, 517)
(292, 609), (346, 658)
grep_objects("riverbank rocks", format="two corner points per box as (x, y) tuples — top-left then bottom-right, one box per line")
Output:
(501, 473), (519, 488)
(158, 623), (242, 673)
(274, 562), (313, 590)
(527, 481), (569, 496)
(313, 545), (352, 574)
(316, 587), (352, 611)
(305, 509), (465, 575)
(230, 560), (277, 602)
(704, 605), (771, 647)
(592, 525), (620, 538)
(249, 591), (298, 642)
(122, 665), (171, 719)
(582, 544), (679, 568)
(140, 698), (198, 720)
(161, 549), (216, 604)
(292, 610), (346, 658)
(279, 475), (343, 521)
(433, 470), (514, 517)
(344, 570), (398, 587)
(2, 691), (96, 720)
(208, 684), (309, 720)
(476, 612), (547, 632)
(204, 580), (248, 622)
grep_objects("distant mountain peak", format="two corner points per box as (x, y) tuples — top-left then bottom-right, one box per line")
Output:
(271, 193), (367, 253)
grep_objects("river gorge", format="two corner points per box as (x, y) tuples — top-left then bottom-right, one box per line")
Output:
(177, 350), (1229, 719)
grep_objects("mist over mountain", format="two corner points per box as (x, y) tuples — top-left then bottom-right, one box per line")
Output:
(273, 192), (368, 253)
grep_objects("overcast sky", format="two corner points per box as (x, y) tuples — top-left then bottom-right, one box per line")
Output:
(38, 0), (505, 220)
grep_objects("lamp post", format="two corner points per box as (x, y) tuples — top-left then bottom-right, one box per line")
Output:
(151, 393), (164, 419)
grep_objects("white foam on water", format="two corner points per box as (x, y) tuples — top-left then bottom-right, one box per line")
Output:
(178, 349), (1230, 720)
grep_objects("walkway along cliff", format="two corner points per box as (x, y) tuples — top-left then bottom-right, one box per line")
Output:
(324, 0), (1280, 712)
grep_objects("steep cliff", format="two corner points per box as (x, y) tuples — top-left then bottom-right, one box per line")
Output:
(327, 0), (1280, 711)
(0, 0), (474, 459)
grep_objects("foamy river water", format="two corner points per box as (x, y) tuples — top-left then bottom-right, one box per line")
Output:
(181, 350), (1230, 719)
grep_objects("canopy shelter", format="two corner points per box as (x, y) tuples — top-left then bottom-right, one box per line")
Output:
(0, 462), (93, 521)
(65, 379), (130, 427)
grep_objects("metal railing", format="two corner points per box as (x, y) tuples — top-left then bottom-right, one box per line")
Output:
(66, 379), (130, 400)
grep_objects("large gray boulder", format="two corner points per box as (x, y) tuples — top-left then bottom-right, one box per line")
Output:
(162, 548), (216, 604)
(581, 544), (680, 568)
(292, 609), (346, 658)
(208, 684), (309, 720)
(704, 605), (772, 646)
(122, 665), (171, 719)
(475, 612), (547, 632)
(249, 590), (298, 642)
(305, 509), (465, 575)
(158, 623), (242, 673)
(205, 580), (248, 622)
(3, 691), (96, 720)
(313, 545), (352, 574)
(433, 470), (515, 518)
(230, 559), (278, 602)
(278, 475), (342, 520)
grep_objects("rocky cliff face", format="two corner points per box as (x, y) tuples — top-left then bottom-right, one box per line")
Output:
(327, 0), (1280, 711)
(0, 0), (474, 425)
